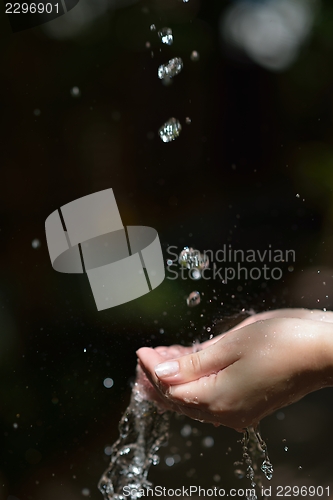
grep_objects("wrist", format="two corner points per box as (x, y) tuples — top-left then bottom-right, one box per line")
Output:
(318, 321), (333, 387)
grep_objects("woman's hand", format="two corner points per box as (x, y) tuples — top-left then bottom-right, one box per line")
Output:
(137, 309), (333, 431)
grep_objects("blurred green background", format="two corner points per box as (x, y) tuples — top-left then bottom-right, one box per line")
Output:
(1, 0), (333, 498)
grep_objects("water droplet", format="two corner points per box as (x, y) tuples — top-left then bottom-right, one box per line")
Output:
(161, 76), (173, 87)
(145, 41), (151, 49)
(206, 327), (211, 332)
(104, 446), (112, 456)
(185, 117), (192, 124)
(296, 193), (300, 198)
(165, 456), (175, 466)
(83, 348), (87, 353)
(158, 58), (183, 80)
(276, 411), (285, 420)
(13, 423), (18, 429)
(159, 117), (182, 142)
(288, 266), (294, 272)
(180, 424), (192, 437)
(32, 239), (41, 249)
(33, 109), (41, 116)
(81, 488), (90, 497)
(158, 27), (173, 45)
(298, 465), (302, 470)
(284, 446), (288, 452)
(70, 86), (81, 98)
(213, 474), (221, 482)
(202, 436), (214, 448)
(187, 291), (201, 307)
(190, 269), (201, 280)
(159, 328), (164, 334)
(234, 468), (245, 479)
(179, 247), (209, 270)
(152, 454), (159, 465)
(103, 378), (114, 389)
(261, 459), (274, 480)
(190, 50), (200, 61)
(150, 24), (156, 31)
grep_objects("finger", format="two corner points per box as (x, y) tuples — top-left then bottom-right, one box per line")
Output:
(136, 347), (164, 387)
(153, 338), (239, 385)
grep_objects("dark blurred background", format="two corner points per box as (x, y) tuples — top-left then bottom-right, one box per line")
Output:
(1, 0), (333, 498)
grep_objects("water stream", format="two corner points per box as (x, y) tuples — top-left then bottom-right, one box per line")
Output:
(98, 380), (171, 500)
(240, 426), (274, 500)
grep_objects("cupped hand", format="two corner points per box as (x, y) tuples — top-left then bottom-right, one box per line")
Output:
(137, 309), (333, 431)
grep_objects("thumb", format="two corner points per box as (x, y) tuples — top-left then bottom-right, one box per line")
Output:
(154, 339), (237, 385)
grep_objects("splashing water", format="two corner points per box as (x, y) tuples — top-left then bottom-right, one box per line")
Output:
(159, 118), (182, 142)
(158, 57), (183, 79)
(158, 27), (173, 46)
(98, 383), (171, 500)
(98, 344), (201, 499)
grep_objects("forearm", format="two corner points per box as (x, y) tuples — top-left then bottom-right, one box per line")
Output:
(204, 308), (333, 348)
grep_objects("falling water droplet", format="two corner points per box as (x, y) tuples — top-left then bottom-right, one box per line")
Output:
(187, 291), (201, 307)
(162, 76), (173, 87)
(261, 459), (273, 480)
(150, 24), (156, 31)
(190, 50), (200, 61)
(180, 424), (192, 437)
(165, 456), (175, 466)
(284, 446), (288, 452)
(185, 117), (192, 124)
(202, 436), (214, 448)
(158, 27), (173, 45)
(103, 378), (114, 389)
(234, 468), (245, 479)
(70, 86), (81, 97)
(191, 269), (201, 280)
(159, 118), (182, 142)
(179, 247), (209, 270)
(32, 239), (41, 249)
(158, 58), (183, 79)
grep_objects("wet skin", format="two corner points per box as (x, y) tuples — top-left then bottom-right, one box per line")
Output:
(137, 309), (333, 431)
